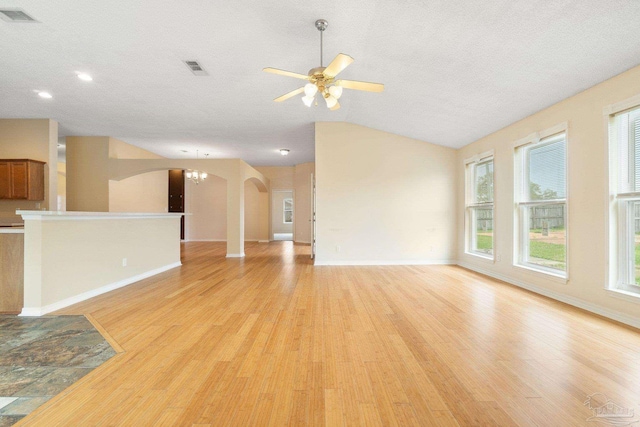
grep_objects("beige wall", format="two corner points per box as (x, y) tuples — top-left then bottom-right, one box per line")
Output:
(57, 162), (66, 211)
(108, 139), (167, 213)
(294, 162), (314, 243)
(244, 180), (262, 241)
(66, 136), (110, 211)
(315, 122), (457, 264)
(184, 174), (227, 241)
(183, 176), (265, 242)
(67, 136), (168, 213)
(256, 164), (313, 242)
(457, 64), (640, 326)
(0, 119), (58, 222)
(255, 166), (294, 189)
(22, 213), (181, 314)
(109, 171), (167, 213)
(272, 190), (293, 234)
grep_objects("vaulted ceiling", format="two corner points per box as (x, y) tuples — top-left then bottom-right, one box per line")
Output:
(2, 0), (640, 165)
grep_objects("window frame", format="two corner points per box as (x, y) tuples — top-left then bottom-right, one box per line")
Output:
(513, 123), (569, 279)
(283, 198), (293, 224)
(464, 151), (495, 260)
(607, 98), (640, 298)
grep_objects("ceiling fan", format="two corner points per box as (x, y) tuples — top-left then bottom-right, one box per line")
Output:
(263, 19), (384, 111)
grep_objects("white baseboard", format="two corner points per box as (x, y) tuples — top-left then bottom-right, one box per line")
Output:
(226, 253), (245, 258)
(258, 240), (269, 243)
(457, 261), (640, 330)
(314, 259), (456, 266)
(294, 240), (311, 244)
(20, 262), (182, 317)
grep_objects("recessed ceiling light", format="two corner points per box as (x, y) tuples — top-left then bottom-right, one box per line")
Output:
(37, 91), (52, 99)
(280, 149), (290, 156)
(76, 72), (93, 81)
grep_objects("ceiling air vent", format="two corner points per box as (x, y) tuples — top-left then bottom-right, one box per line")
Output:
(0, 9), (38, 22)
(183, 60), (208, 76)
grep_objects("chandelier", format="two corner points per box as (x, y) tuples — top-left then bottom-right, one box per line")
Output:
(186, 151), (208, 184)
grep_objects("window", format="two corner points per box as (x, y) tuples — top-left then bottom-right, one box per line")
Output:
(283, 198), (293, 224)
(610, 105), (640, 295)
(465, 154), (494, 258)
(515, 130), (567, 276)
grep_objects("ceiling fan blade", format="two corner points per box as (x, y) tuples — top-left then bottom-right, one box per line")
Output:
(335, 79), (384, 93)
(263, 67), (310, 80)
(322, 54), (354, 78)
(274, 87), (305, 102)
(330, 100), (341, 111)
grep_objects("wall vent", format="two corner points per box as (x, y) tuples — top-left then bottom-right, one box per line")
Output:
(183, 60), (208, 76)
(0, 9), (38, 22)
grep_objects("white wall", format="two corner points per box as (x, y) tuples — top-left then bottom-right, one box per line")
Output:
(315, 122), (457, 264)
(457, 63), (640, 328)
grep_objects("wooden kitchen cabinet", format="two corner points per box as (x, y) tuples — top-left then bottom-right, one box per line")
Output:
(0, 159), (45, 200)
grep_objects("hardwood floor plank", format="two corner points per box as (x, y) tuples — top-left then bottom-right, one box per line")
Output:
(13, 241), (640, 426)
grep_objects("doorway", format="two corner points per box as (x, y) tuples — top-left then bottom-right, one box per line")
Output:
(272, 190), (293, 241)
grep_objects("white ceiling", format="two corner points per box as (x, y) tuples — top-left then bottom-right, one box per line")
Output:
(1, 1), (640, 166)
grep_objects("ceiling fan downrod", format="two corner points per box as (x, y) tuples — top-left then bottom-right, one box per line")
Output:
(315, 19), (328, 68)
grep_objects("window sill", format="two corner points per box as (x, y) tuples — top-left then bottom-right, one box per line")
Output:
(606, 288), (640, 304)
(513, 263), (568, 284)
(464, 252), (495, 263)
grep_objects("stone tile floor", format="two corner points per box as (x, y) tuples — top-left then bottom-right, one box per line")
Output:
(0, 315), (116, 426)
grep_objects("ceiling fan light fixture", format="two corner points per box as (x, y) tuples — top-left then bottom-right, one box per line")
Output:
(329, 85), (343, 99)
(302, 95), (314, 107)
(325, 94), (338, 109)
(304, 83), (318, 97)
(264, 19), (384, 109)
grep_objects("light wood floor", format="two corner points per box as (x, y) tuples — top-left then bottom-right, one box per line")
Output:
(18, 242), (640, 426)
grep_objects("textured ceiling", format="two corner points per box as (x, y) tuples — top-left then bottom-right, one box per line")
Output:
(1, 1), (640, 166)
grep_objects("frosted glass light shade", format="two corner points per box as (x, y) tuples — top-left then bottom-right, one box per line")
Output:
(325, 95), (338, 109)
(329, 85), (343, 99)
(201, 172), (208, 179)
(304, 83), (318, 97)
(186, 171), (192, 179)
(193, 171), (199, 180)
(302, 95), (314, 107)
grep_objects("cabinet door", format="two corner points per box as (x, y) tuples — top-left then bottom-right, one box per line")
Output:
(0, 162), (10, 199)
(168, 170), (184, 212)
(10, 162), (28, 199)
